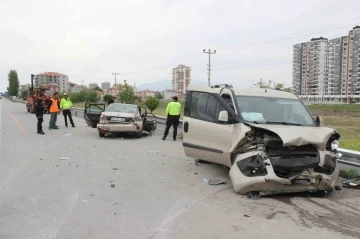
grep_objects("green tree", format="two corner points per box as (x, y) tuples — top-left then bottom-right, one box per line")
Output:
(93, 86), (103, 92)
(155, 91), (163, 100)
(20, 89), (27, 100)
(117, 84), (137, 104)
(103, 94), (112, 102)
(145, 97), (160, 113)
(284, 87), (293, 93)
(253, 78), (268, 88)
(86, 90), (101, 102)
(275, 83), (285, 89)
(7, 70), (20, 96)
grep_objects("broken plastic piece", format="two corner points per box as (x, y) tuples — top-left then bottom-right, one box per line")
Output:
(203, 178), (226, 185)
(60, 157), (69, 160)
(342, 177), (360, 189)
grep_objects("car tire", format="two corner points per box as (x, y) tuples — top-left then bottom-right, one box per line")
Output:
(99, 132), (105, 137)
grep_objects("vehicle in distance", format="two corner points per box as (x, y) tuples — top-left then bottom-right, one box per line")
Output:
(97, 103), (145, 138)
(182, 84), (341, 196)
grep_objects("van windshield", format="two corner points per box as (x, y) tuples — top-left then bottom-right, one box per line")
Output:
(235, 95), (316, 127)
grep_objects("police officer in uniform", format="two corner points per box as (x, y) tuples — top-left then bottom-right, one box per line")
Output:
(162, 96), (181, 141)
(34, 93), (45, 135)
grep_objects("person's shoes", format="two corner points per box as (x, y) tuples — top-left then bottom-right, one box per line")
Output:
(54, 126), (59, 129)
(173, 138), (177, 141)
(162, 136), (166, 140)
(65, 124), (68, 127)
(48, 127), (53, 130)
(38, 131), (45, 135)
(72, 125), (75, 128)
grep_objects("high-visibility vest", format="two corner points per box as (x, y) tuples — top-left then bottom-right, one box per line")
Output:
(49, 98), (59, 113)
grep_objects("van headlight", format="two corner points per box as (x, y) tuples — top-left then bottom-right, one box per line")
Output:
(331, 140), (340, 151)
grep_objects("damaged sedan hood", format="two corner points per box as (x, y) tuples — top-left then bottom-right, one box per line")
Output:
(246, 123), (338, 150)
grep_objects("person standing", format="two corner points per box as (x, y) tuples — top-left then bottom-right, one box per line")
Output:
(108, 96), (116, 105)
(34, 93), (45, 135)
(60, 92), (75, 127)
(162, 96), (181, 141)
(48, 92), (60, 130)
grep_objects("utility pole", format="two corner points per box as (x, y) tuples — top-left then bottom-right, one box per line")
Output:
(203, 49), (216, 86)
(112, 72), (119, 85)
(80, 80), (85, 89)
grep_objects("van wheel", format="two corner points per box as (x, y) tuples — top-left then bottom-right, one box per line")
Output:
(99, 132), (105, 137)
(135, 132), (142, 138)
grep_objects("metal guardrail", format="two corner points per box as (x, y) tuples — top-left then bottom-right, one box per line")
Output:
(337, 148), (360, 167)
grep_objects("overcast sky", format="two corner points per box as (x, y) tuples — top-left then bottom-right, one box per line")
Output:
(0, 0), (359, 91)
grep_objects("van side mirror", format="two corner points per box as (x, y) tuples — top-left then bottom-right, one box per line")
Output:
(218, 110), (229, 123)
(316, 116), (324, 126)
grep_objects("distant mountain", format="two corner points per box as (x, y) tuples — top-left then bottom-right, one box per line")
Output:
(136, 79), (207, 91)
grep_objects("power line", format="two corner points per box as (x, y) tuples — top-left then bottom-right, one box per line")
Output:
(213, 60), (292, 70)
(234, 22), (359, 48)
(246, 17), (360, 44)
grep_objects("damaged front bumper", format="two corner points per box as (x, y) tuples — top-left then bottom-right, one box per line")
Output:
(229, 148), (340, 196)
(97, 123), (142, 134)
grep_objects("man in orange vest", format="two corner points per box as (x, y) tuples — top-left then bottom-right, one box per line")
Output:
(48, 92), (60, 129)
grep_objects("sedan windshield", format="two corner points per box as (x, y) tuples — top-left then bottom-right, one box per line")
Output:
(235, 95), (316, 127)
(106, 104), (139, 114)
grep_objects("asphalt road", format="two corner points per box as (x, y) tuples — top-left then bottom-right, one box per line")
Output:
(1, 98), (360, 239)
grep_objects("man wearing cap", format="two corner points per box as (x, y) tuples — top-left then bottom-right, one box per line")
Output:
(60, 93), (75, 127)
(162, 96), (181, 141)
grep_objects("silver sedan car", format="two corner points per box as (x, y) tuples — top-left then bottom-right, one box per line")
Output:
(97, 103), (143, 138)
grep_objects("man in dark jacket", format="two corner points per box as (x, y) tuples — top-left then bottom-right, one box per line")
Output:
(108, 96), (116, 105)
(34, 93), (45, 135)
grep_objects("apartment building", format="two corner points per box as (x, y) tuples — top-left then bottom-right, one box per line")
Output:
(89, 83), (98, 89)
(292, 26), (360, 100)
(101, 81), (111, 90)
(172, 64), (191, 95)
(105, 83), (124, 97)
(292, 37), (328, 96)
(34, 72), (69, 93)
(136, 89), (156, 100)
(346, 26), (360, 96)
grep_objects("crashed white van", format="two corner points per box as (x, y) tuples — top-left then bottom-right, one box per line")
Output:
(182, 84), (341, 196)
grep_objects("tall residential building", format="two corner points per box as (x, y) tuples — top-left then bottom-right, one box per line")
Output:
(89, 83), (98, 89)
(292, 26), (360, 98)
(172, 64), (191, 95)
(34, 72), (69, 93)
(292, 37), (328, 96)
(101, 81), (111, 90)
(346, 26), (360, 96)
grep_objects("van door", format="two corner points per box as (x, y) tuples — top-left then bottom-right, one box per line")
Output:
(182, 91), (238, 167)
